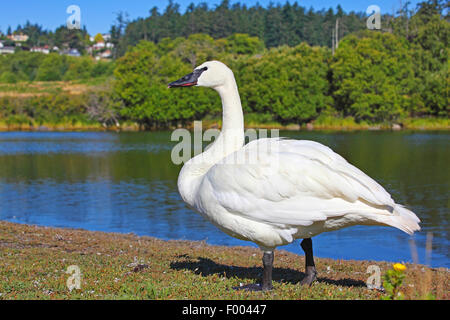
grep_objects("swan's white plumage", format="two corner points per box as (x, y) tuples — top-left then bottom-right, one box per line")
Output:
(192, 137), (420, 249)
(176, 61), (420, 251)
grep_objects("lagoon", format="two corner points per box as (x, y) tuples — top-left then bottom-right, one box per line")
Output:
(0, 131), (448, 268)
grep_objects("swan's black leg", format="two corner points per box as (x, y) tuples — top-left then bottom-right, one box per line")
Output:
(261, 251), (274, 291)
(300, 238), (317, 286)
(233, 251), (274, 291)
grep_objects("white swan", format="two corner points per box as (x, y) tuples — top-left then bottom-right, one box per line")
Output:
(168, 61), (420, 291)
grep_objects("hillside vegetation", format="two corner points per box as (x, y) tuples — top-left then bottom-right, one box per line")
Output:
(0, 1), (448, 130)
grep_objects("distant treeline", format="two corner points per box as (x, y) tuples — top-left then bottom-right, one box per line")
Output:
(111, 0), (448, 57)
(1, 0), (365, 56)
(0, 0), (448, 128)
(112, 0), (366, 57)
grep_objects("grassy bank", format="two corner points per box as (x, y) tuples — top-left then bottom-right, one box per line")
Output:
(0, 80), (104, 97)
(0, 119), (448, 132)
(2, 117), (447, 132)
(0, 120), (140, 132)
(0, 221), (447, 300)
(205, 116), (450, 131)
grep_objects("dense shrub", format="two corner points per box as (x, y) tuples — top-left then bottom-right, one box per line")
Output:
(0, 52), (113, 83)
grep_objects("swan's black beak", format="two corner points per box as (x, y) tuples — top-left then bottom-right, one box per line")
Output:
(168, 67), (207, 88)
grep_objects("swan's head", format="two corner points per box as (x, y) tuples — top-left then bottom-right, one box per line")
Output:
(168, 61), (233, 89)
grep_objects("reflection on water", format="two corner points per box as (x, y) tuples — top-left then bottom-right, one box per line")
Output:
(0, 131), (448, 268)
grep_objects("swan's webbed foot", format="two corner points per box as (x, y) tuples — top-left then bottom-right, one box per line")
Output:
(300, 266), (317, 286)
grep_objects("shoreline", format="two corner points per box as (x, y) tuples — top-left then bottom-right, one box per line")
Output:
(0, 221), (448, 300)
(0, 120), (449, 133)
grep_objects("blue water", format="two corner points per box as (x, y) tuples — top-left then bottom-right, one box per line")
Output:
(0, 131), (448, 268)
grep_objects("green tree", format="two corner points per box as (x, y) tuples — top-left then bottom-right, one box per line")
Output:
(238, 42), (331, 123)
(410, 14), (449, 116)
(53, 25), (87, 54)
(63, 56), (95, 80)
(331, 32), (416, 122)
(113, 40), (219, 126)
(170, 33), (218, 68)
(0, 51), (45, 81)
(94, 33), (105, 43)
(219, 33), (265, 55)
(35, 53), (67, 81)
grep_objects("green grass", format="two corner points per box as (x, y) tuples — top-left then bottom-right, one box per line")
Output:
(0, 221), (447, 300)
(0, 82), (70, 96)
(0, 118), (141, 132)
(401, 117), (450, 130)
(70, 76), (114, 86)
(0, 78), (112, 97)
(312, 115), (450, 131)
(0, 118), (105, 131)
(200, 115), (449, 131)
(312, 115), (371, 130)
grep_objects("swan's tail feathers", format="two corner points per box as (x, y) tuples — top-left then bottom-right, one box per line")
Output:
(384, 205), (421, 235)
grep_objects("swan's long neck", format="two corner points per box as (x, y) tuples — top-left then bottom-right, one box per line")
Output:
(178, 74), (245, 205)
(216, 79), (244, 136)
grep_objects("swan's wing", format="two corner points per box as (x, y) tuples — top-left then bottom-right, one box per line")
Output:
(275, 138), (395, 206)
(203, 138), (396, 227)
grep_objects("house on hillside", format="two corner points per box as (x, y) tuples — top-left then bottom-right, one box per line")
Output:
(61, 48), (81, 57)
(0, 41), (15, 54)
(31, 45), (50, 54)
(89, 33), (111, 42)
(92, 42), (105, 50)
(7, 33), (29, 42)
(102, 34), (111, 42)
(88, 33), (114, 56)
(96, 49), (112, 59)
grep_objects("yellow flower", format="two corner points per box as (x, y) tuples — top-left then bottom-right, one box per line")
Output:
(393, 263), (406, 272)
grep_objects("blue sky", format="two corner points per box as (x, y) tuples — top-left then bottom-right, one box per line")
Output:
(0, 0), (424, 35)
